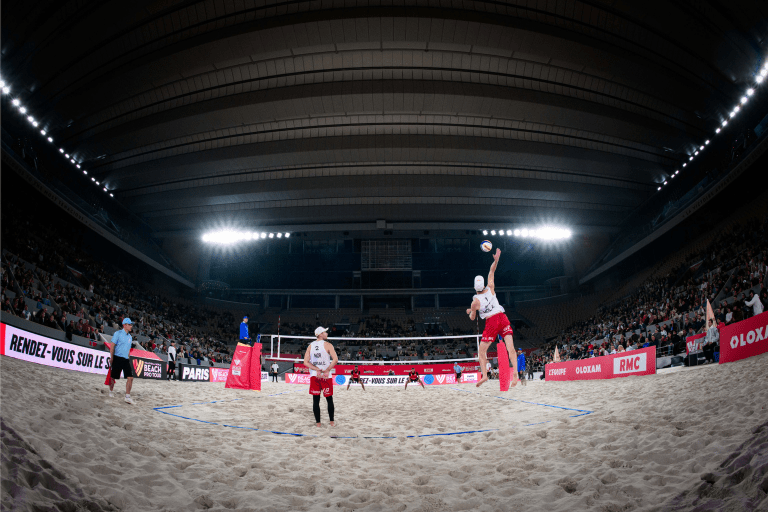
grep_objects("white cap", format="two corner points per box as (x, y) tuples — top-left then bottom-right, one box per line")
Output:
(314, 326), (328, 337)
(474, 275), (485, 292)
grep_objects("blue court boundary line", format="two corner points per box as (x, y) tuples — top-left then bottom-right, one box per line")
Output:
(451, 388), (595, 418)
(152, 387), (594, 438)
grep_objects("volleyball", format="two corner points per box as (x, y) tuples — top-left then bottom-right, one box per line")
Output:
(481, 240), (492, 252)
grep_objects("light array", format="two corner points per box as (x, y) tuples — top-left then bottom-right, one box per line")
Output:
(482, 226), (572, 240)
(202, 230), (291, 244)
(657, 60), (767, 192)
(0, 74), (114, 198)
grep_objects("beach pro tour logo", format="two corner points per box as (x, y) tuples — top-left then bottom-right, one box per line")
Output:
(133, 358), (163, 379)
(133, 359), (144, 376)
(613, 353), (647, 375)
(286, 374), (311, 385)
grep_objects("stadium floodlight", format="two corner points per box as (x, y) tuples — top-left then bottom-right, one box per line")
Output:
(521, 229), (529, 238)
(2, 87), (9, 94)
(490, 230), (496, 235)
(95, 181), (100, 185)
(531, 226), (571, 240)
(19, 106), (26, 114)
(260, 232), (266, 238)
(699, 145), (704, 150)
(689, 156), (693, 161)
(761, 69), (768, 77)
(27, 116), (34, 123)
(11, 98), (19, 106)
(269, 233), (274, 238)
(741, 96), (748, 104)
(76, 164), (80, 168)
(748, 88), (755, 96)
(0, 80), (4, 88)
(285, 233), (290, 238)
(670, 174), (675, 179)
(277, 233), (283, 238)
(47, 137), (53, 142)
(683, 163), (687, 167)
(716, 128), (721, 133)
(658, 187), (662, 191)
(757, 75), (765, 84)
(70, 159), (75, 164)
(705, 140), (710, 145)
(91, 177), (95, 181)
(110, 193), (114, 197)
(32, 121), (38, 127)
(482, 230), (488, 235)
(103, 188), (107, 192)
(664, 181), (668, 185)
(513, 229), (520, 237)
(59, 148), (64, 153)
(694, 151), (699, 155)
(40, 129), (46, 135)
(675, 170), (679, 175)
(83, 170), (87, 174)
(64, 153), (69, 158)
(734, 106), (740, 113)
(506, 230), (512, 236)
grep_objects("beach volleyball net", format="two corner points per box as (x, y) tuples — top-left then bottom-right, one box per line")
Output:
(265, 333), (482, 366)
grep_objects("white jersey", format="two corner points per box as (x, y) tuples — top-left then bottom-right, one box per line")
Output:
(308, 339), (332, 377)
(167, 346), (176, 362)
(473, 289), (505, 320)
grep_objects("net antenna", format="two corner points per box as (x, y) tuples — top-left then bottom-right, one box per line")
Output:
(267, 334), (482, 365)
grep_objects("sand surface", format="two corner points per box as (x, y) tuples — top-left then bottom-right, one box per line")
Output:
(2, 355), (767, 512)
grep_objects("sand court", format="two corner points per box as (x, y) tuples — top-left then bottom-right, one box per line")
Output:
(2, 354), (768, 512)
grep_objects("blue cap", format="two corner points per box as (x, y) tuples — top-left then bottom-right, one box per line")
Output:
(243, 315), (248, 320)
(122, 318), (133, 325)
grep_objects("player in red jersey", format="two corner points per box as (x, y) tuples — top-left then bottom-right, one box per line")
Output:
(467, 249), (518, 389)
(346, 364), (366, 391)
(404, 368), (424, 389)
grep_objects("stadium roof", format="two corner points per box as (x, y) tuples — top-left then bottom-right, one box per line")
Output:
(3, 0), (766, 236)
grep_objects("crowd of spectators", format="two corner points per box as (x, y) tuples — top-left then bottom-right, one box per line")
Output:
(532, 214), (768, 366)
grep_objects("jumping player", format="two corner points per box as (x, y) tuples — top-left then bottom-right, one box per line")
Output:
(404, 367), (424, 389)
(346, 365), (365, 391)
(303, 326), (339, 427)
(467, 248), (518, 388)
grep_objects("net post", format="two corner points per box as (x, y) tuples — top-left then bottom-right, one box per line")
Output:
(270, 335), (275, 358)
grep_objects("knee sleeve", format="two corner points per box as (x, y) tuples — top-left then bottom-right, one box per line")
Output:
(326, 397), (334, 421)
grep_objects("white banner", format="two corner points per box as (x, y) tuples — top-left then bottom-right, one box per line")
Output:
(2, 323), (111, 375)
(284, 373), (466, 386)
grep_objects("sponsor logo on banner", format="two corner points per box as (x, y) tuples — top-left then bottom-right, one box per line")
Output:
(133, 358), (163, 379)
(3, 324), (111, 375)
(545, 347), (656, 381)
(335, 375), (346, 385)
(261, 371), (269, 382)
(719, 311), (768, 364)
(436, 375), (445, 384)
(210, 368), (229, 382)
(424, 368), (433, 373)
(613, 353), (646, 375)
(181, 366), (210, 381)
(286, 373), (312, 385)
(423, 375), (434, 385)
(461, 372), (479, 383)
(685, 333), (706, 354)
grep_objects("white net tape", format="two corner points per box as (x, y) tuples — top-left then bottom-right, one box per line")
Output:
(265, 334), (482, 364)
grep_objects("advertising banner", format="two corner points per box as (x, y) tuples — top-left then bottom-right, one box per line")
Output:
(719, 310), (768, 364)
(544, 347), (656, 382)
(178, 364), (210, 382)
(210, 367), (229, 382)
(685, 333), (707, 354)
(131, 357), (165, 380)
(249, 343), (263, 391)
(285, 372), (460, 386)
(461, 372), (480, 383)
(2, 323), (111, 375)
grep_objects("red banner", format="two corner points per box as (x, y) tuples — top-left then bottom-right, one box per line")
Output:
(544, 347), (656, 382)
(686, 333), (706, 354)
(225, 343), (255, 390)
(249, 343), (262, 390)
(719, 311), (768, 364)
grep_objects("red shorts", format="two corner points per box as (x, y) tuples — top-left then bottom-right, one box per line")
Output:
(481, 313), (514, 343)
(309, 376), (333, 397)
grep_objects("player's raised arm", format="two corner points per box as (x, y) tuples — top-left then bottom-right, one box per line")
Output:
(487, 248), (500, 294)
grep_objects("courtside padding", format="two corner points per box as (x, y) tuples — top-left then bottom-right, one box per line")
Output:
(152, 387), (594, 438)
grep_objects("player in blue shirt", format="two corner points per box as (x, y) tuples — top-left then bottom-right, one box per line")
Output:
(516, 348), (527, 387)
(109, 318), (136, 404)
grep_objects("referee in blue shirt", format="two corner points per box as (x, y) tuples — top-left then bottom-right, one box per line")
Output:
(240, 316), (251, 343)
(516, 348), (527, 387)
(109, 318), (136, 404)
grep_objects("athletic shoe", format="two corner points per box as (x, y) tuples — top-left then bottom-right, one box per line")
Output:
(124, 396), (134, 405)
(109, 391), (114, 398)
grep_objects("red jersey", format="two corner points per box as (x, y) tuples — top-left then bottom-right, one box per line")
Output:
(351, 370), (361, 379)
(408, 371), (419, 381)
